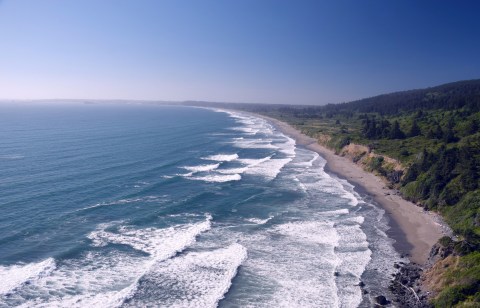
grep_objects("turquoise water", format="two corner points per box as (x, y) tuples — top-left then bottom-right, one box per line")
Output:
(0, 103), (401, 307)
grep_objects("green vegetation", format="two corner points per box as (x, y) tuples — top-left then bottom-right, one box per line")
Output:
(433, 252), (480, 307)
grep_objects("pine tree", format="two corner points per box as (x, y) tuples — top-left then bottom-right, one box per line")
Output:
(466, 118), (479, 135)
(389, 120), (406, 139)
(434, 125), (444, 139)
(409, 119), (421, 137)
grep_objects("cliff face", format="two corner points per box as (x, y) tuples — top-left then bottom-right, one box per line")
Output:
(328, 141), (406, 189)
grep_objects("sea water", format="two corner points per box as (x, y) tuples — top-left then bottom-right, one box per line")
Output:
(0, 103), (402, 307)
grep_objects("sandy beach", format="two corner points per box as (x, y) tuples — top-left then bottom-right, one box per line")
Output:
(257, 114), (448, 265)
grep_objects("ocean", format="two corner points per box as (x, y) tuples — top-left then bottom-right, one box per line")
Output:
(0, 103), (402, 307)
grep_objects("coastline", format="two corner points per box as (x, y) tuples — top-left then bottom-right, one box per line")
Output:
(255, 113), (449, 265)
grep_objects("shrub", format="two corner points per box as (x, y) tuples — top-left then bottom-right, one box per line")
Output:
(434, 285), (467, 307)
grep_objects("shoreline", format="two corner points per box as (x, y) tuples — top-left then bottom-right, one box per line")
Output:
(255, 113), (449, 265)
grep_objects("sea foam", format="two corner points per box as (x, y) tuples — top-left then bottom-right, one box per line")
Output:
(88, 215), (212, 257)
(0, 258), (56, 295)
(4, 216), (214, 307)
(125, 243), (247, 307)
(201, 154), (239, 162)
(181, 163), (221, 173)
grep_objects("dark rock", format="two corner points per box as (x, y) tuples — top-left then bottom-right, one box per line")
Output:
(394, 263), (400, 269)
(425, 240), (455, 267)
(375, 295), (389, 305)
(390, 262), (432, 307)
(334, 271), (339, 276)
(358, 281), (365, 287)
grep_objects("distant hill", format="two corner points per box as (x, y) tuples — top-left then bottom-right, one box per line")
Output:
(324, 79), (480, 115)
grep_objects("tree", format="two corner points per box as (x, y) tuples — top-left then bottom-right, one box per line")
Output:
(389, 120), (406, 139)
(444, 128), (458, 143)
(409, 119), (421, 137)
(379, 119), (391, 138)
(457, 146), (480, 191)
(434, 125), (444, 139)
(466, 119), (479, 135)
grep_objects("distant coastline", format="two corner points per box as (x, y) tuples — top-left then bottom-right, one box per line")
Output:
(249, 112), (450, 265)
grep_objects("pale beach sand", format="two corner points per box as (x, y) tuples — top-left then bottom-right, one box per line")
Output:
(258, 114), (449, 265)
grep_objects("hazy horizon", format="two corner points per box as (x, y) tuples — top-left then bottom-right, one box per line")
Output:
(1, 1), (480, 104)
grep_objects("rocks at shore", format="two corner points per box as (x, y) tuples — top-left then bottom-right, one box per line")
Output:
(389, 263), (432, 307)
(375, 295), (389, 306)
(389, 237), (460, 307)
(425, 240), (455, 268)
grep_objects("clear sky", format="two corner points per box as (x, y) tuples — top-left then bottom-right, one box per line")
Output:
(1, 0), (479, 105)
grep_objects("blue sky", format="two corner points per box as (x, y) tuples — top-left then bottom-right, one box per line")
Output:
(1, 0), (479, 104)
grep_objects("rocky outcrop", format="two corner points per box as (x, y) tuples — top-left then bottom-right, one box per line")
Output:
(390, 263), (431, 307)
(425, 240), (455, 268)
(390, 237), (457, 307)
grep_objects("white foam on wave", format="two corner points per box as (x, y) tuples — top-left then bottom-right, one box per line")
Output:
(319, 209), (350, 216)
(216, 167), (249, 175)
(293, 176), (307, 192)
(210, 108), (229, 114)
(88, 214), (212, 257)
(17, 287), (134, 308)
(317, 179), (360, 206)
(300, 158), (361, 207)
(232, 155), (292, 180)
(344, 215), (365, 224)
(181, 163), (220, 173)
(224, 110), (274, 136)
(229, 127), (259, 135)
(238, 220), (341, 307)
(179, 161), (243, 182)
(0, 258), (56, 295)
(244, 158), (292, 179)
(237, 156), (272, 166)
(231, 139), (279, 150)
(277, 136), (296, 157)
(275, 221), (339, 246)
(234, 117), (256, 126)
(8, 216), (214, 308)
(282, 147), (374, 307)
(202, 154), (239, 162)
(291, 151), (319, 168)
(16, 252), (143, 308)
(245, 215), (274, 225)
(335, 221), (372, 308)
(126, 243), (247, 307)
(336, 177), (361, 206)
(214, 156), (291, 181)
(212, 109), (297, 182)
(189, 173), (241, 183)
